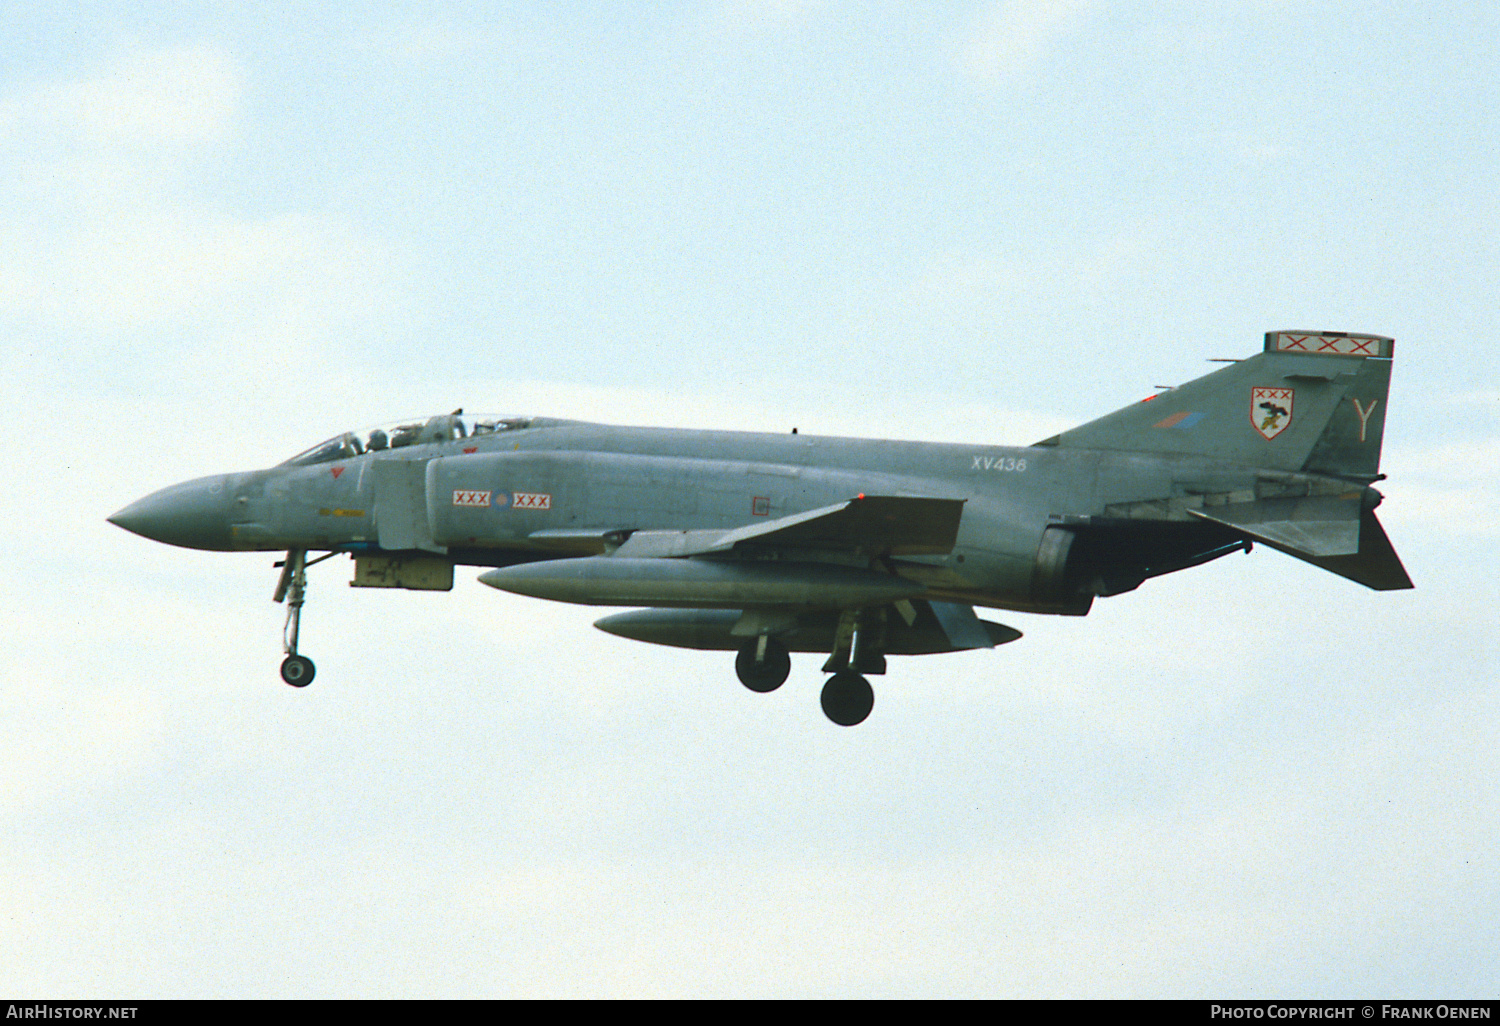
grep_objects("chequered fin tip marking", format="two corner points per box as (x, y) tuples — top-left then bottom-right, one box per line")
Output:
(1266, 332), (1393, 358)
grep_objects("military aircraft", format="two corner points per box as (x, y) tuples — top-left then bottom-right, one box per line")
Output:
(109, 330), (1411, 725)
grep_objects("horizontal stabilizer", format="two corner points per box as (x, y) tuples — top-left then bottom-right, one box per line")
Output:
(1187, 494), (1364, 557)
(1192, 505), (1412, 591)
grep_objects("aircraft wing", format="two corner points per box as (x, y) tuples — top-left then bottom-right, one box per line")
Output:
(608, 495), (965, 559)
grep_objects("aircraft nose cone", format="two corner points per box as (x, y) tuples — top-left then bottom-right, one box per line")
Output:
(108, 475), (235, 551)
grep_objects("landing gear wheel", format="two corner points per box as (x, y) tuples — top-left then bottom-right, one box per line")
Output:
(820, 671), (874, 726)
(735, 638), (791, 693)
(280, 654), (315, 687)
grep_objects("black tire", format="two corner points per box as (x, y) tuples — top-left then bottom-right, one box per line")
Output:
(820, 672), (874, 726)
(280, 655), (315, 687)
(735, 639), (791, 693)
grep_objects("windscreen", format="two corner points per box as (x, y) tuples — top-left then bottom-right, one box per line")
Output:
(281, 414), (534, 466)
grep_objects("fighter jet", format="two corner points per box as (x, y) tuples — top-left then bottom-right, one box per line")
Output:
(109, 330), (1411, 725)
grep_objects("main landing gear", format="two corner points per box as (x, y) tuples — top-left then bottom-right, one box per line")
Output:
(734, 609), (885, 726)
(273, 549), (337, 687)
(735, 636), (791, 693)
(820, 672), (875, 727)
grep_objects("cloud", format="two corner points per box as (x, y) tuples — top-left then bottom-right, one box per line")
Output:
(711, 0), (828, 36)
(958, 0), (1092, 85)
(1, 11), (1492, 999)
(0, 681), (168, 815)
(0, 46), (417, 405)
(1383, 402), (1500, 540)
(2, 206), (390, 340)
(346, 23), (502, 63)
(0, 45), (240, 152)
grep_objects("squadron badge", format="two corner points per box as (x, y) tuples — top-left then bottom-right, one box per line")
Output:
(1251, 386), (1294, 440)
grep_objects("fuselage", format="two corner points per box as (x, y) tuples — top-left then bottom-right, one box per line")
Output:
(110, 413), (1276, 616)
(106, 333), (1408, 723)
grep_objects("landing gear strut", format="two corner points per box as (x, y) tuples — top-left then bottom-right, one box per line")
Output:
(273, 549), (335, 687)
(817, 608), (885, 726)
(726, 609), (888, 726)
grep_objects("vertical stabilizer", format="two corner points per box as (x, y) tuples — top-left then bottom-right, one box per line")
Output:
(1039, 331), (1395, 481)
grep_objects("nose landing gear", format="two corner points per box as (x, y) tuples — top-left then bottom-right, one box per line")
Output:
(274, 549), (337, 687)
(280, 653), (315, 687)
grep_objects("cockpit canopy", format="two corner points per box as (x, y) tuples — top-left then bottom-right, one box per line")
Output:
(281, 412), (533, 467)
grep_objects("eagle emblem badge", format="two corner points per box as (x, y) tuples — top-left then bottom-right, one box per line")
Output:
(1251, 386), (1294, 440)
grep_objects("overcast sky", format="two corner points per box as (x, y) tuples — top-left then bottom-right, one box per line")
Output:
(2, 1), (1496, 998)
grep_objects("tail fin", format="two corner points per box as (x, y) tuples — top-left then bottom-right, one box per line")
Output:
(1042, 331), (1412, 591)
(1038, 331), (1395, 481)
